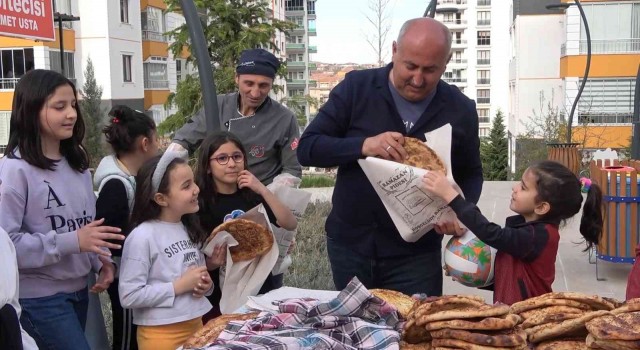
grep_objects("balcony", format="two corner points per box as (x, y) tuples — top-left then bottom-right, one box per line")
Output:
(451, 40), (467, 47)
(308, 62), (317, 70)
(477, 78), (491, 85)
(438, 0), (466, 4)
(579, 39), (640, 54)
(142, 30), (167, 42)
(144, 80), (169, 89)
(477, 59), (490, 66)
(307, 9), (316, 19)
(286, 43), (306, 51)
(309, 45), (317, 53)
(449, 58), (467, 65)
(287, 79), (306, 87)
(478, 117), (490, 123)
(290, 25), (305, 34)
(477, 97), (490, 104)
(285, 5), (304, 15)
(308, 27), (317, 36)
(442, 19), (467, 29)
(0, 78), (19, 90)
(287, 61), (306, 70)
(477, 19), (491, 26)
(443, 77), (467, 84)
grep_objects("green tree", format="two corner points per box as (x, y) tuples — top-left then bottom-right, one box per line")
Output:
(160, 0), (296, 134)
(80, 57), (106, 169)
(280, 95), (320, 127)
(480, 110), (508, 181)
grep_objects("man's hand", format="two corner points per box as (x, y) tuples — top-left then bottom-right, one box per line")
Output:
(362, 132), (407, 162)
(90, 255), (115, 293)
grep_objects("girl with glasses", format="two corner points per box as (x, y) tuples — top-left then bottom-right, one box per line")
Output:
(195, 131), (297, 320)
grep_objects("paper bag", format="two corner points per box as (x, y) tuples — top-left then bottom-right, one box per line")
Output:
(266, 174), (312, 275)
(357, 124), (463, 242)
(202, 204), (279, 314)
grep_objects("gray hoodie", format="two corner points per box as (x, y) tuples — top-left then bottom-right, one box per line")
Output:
(94, 155), (136, 211)
(0, 155), (102, 298)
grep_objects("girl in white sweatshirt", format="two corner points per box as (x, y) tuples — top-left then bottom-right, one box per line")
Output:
(118, 152), (225, 350)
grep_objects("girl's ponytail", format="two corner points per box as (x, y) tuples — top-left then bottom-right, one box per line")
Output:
(103, 105), (155, 156)
(579, 183), (603, 252)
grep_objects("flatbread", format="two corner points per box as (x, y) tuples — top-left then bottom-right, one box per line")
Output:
(534, 338), (589, 350)
(586, 334), (640, 350)
(183, 312), (260, 348)
(430, 328), (527, 347)
(416, 304), (511, 325)
(370, 289), (415, 318)
(431, 338), (527, 350)
(424, 314), (522, 331)
(585, 311), (640, 340)
(207, 219), (273, 262)
(520, 306), (586, 320)
(535, 292), (615, 311)
(521, 312), (582, 329)
(511, 298), (593, 315)
(527, 310), (610, 344)
(402, 137), (447, 174)
(402, 318), (432, 344)
(612, 301), (640, 315)
(399, 341), (432, 350)
(414, 296), (487, 318)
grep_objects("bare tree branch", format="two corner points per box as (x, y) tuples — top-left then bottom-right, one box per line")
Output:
(363, 0), (393, 67)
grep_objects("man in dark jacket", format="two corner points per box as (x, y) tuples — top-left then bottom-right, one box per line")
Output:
(297, 18), (483, 296)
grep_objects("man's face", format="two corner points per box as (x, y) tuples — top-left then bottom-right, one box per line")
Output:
(235, 74), (273, 110)
(390, 39), (449, 102)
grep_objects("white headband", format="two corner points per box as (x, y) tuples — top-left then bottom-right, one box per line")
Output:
(151, 150), (186, 193)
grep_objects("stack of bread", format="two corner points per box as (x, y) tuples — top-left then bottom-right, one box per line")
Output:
(183, 312), (260, 349)
(508, 292), (617, 349)
(401, 295), (526, 350)
(585, 298), (640, 350)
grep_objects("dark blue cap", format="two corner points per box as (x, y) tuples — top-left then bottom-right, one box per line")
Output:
(236, 48), (281, 79)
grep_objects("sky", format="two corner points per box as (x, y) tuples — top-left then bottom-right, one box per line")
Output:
(312, 0), (430, 64)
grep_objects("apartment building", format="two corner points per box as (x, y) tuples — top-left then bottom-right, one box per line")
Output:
(284, 0), (317, 125)
(435, 0), (510, 137)
(508, 0), (566, 172)
(559, 0), (639, 149)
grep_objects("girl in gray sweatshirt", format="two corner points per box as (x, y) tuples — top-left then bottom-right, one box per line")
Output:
(0, 69), (123, 349)
(118, 152), (225, 349)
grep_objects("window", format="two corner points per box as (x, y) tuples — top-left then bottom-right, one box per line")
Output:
(285, 0), (304, 11)
(286, 16), (304, 27)
(1, 48), (34, 89)
(477, 11), (491, 26)
(54, 0), (74, 28)
(141, 7), (166, 42)
(580, 3), (640, 53)
(287, 71), (304, 80)
(477, 50), (490, 65)
(478, 109), (490, 123)
(477, 89), (490, 104)
(144, 58), (168, 89)
(577, 78), (635, 124)
(477, 31), (491, 46)
(122, 54), (132, 82)
(478, 0), (491, 6)
(0, 111), (10, 148)
(479, 128), (490, 137)
(49, 51), (75, 80)
(120, 0), (129, 23)
(176, 59), (185, 82)
(307, 1), (315, 15)
(477, 70), (490, 85)
(288, 89), (304, 97)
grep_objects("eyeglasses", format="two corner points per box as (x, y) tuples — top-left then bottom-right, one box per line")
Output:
(211, 152), (244, 165)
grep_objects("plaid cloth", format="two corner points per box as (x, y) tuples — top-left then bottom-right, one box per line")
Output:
(200, 277), (404, 350)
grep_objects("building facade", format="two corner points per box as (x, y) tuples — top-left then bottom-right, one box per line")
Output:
(435, 0), (510, 137)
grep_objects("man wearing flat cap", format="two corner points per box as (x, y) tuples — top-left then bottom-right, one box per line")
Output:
(170, 48), (302, 185)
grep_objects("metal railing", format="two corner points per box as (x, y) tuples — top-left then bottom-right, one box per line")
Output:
(0, 78), (19, 90)
(452, 40), (467, 45)
(144, 80), (169, 89)
(142, 30), (167, 42)
(286, 43), (305, 50)
(578, 112), (633, 124)
(438, 0), (466, 4)
(477, 97), (490, 104)
(443, 77), (467, 83)
(285, 5), (304, 11)
(477, 59), (490, 65)
(579, 39), (640, 54)
(477, 78), (491, 85)
(450, 58), (467, 64)
(443, 19), (467, 25)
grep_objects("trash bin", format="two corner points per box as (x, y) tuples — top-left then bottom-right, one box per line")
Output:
(599, 165), (640, 263)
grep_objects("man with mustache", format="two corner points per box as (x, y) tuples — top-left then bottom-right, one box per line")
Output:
(169, 48), (302, 186)
(297, 18), (483, 296)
